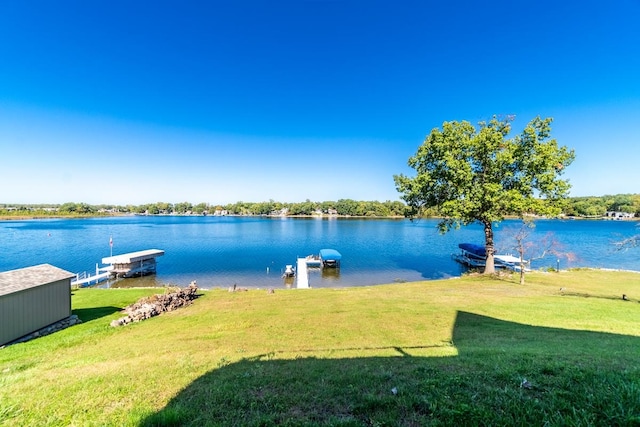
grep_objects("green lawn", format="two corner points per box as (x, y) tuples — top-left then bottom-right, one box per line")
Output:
(1, 270), (639, 426)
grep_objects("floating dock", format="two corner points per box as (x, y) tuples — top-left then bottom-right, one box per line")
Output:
(296, 257), (310, 288)
(102, 249), (165, 278)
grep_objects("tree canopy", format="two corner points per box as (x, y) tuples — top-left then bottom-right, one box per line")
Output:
(394, 115), (575, 273)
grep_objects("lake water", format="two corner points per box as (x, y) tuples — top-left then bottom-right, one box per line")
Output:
(1, 216), (638, 289)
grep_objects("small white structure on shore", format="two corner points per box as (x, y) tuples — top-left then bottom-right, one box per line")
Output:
(605, 211), (635, 220)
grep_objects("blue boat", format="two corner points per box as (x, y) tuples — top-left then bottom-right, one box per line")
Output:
(453, 243), (486, 268)
(453, 243), (529, 271)
(319, 249), (342, 268)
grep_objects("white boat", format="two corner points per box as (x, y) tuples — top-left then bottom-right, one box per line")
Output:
(283, 265), (295, 277)
(495, 254), (530, 272)
(304, 254), (322, 267)
(304, 250), (342, 268)
(452, 243), (487, 268)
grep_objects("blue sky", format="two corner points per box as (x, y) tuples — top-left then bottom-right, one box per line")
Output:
(1, 0), (639, 205)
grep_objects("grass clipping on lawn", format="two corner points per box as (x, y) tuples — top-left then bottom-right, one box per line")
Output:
(0, 269), (639, 426)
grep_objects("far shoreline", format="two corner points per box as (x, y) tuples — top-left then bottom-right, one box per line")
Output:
(2, 213), (638, 222)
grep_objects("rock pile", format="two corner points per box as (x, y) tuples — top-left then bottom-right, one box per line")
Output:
(110, 281), (199, 327)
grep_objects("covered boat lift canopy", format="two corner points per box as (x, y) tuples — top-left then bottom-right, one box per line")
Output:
(102, 249), (164, 278)
(454, 243), (529, 272)
(319, 249), (342, 267)
(457, 243), (486, 258)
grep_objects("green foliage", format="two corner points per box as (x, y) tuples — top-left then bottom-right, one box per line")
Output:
(565, 193), (640, 217)
(172, 201), (193, 214)
(394, 115), (575, 272)
(287, 199), (318, 215)
(221, 199), (407, 217)
(192, 202), (208, 214)
(394, 115), (575, 228)
(0, 201), (403, 218)
(59, 202), (96, 214)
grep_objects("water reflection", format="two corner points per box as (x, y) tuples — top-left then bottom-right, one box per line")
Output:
(283, 276), (295, 288)
(321, 267), (341, 281)
(107, 275), (165, 288)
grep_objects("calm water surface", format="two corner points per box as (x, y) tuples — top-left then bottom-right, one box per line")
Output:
(0, 216), (638, 289)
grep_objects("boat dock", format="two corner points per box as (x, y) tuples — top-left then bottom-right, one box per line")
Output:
(70, 264), (113, 288)
(102, 249), (165, 278)
(70, 249), (165, 288)
(294, 249), (342, 288)
(296, 257), (310, 288)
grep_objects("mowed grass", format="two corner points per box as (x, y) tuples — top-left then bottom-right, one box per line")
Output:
(1, 270), (639, 426)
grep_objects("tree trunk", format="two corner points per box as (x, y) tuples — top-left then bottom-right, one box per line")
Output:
(483, 220), (495, 274)
(518, 242), (526, 285)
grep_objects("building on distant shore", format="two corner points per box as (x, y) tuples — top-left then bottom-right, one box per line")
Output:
(605, 211), (635, 220)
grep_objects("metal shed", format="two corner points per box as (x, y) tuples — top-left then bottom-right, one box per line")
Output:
(0, 264), (74, 346)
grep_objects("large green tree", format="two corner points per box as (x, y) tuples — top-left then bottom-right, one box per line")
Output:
(394, 116), (575, 273)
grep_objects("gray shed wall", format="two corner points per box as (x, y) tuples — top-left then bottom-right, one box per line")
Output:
(0, 278), (71, 346)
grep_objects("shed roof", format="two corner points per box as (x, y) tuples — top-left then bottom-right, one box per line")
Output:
(102, 249), (165, 265)
(0, 264), (75, 297)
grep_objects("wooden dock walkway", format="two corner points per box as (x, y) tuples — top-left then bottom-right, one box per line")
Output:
(71, 264), (113, 288)
(296, 257), (310, 288)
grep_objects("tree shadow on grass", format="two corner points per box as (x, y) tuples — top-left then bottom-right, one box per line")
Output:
(140, 312), (640, 426)
(73, 306), (122, 323)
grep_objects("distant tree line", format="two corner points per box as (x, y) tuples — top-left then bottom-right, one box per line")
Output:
(0, 203), (104, 217)
(0, 199), (409, 217)
(563, 194), (640, 218)
(1, 194), (638, 218)
(133, 199), (409, 217)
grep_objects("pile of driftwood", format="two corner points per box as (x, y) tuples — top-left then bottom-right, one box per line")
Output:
(110, 281), (199, 327)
